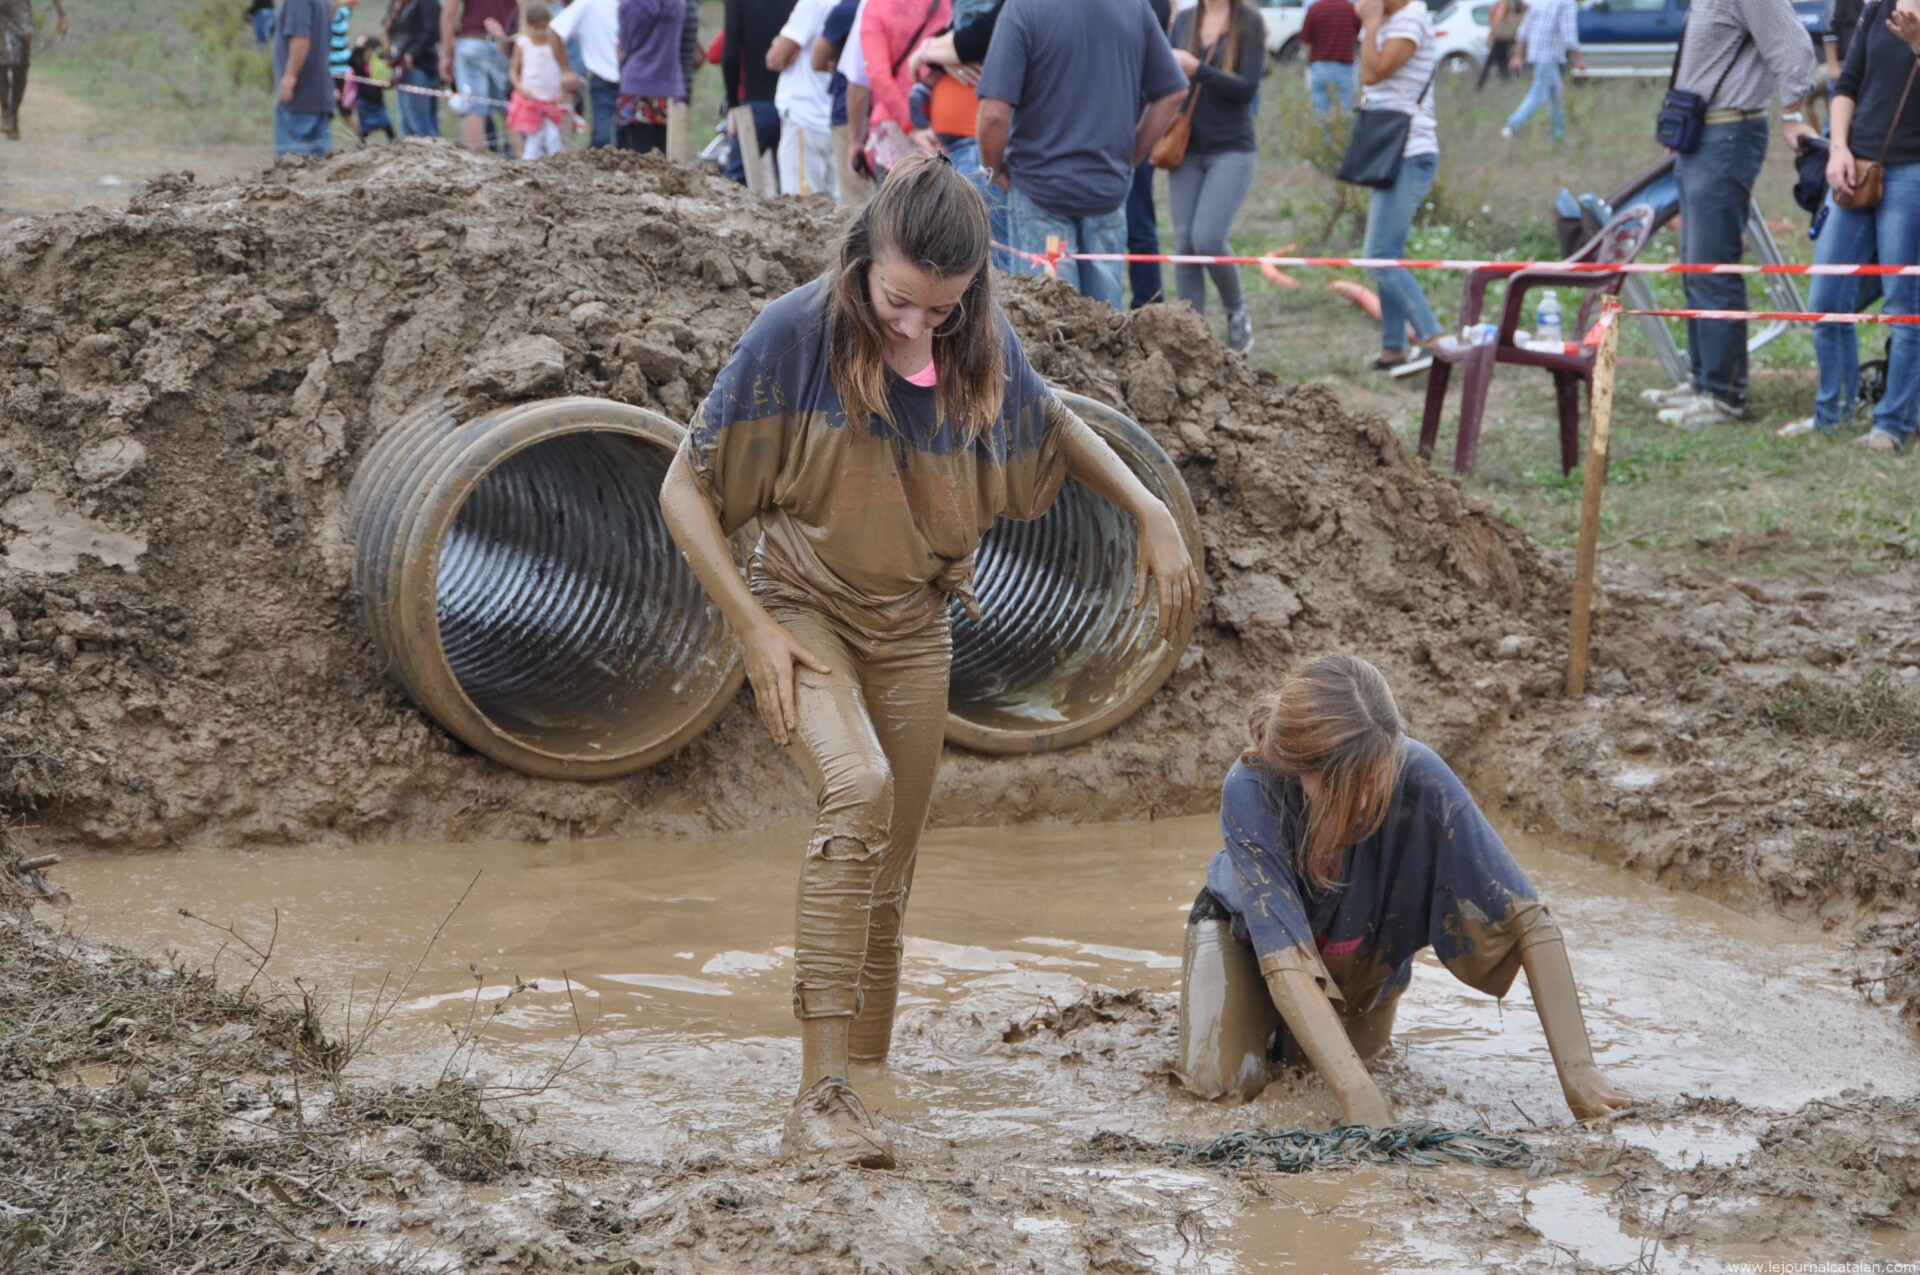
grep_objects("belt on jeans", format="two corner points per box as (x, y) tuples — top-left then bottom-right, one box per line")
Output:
(1703, 108), (1767, 124)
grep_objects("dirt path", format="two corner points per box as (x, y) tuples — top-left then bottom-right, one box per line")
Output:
(0, 79), (266, 221)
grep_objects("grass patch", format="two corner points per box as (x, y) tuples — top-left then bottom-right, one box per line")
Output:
(1764, 670), (1920, 749)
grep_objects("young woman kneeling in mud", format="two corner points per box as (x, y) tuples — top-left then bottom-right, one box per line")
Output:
(1177, 652), (1633, 1124)
(661, 152), (1199, 1169)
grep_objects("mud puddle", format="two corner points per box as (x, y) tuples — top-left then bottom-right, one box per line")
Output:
(56, 820), (1919, 1272)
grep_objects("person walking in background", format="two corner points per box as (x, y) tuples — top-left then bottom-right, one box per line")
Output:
(859, 0), (950, 169)
(388, 0), (444, 138)
(275, 0), (337, 156)
(1168, 0), (1267, 352)
(1823, 0), (1866, 83)
(0, 0), (65, 142)
(912, 0), (1013, 269)
(1500, 0), (1581, 143)
(1479, 0), (1520, 87)
(553, 0), (621, 146)
(1356, 0), (1442, 375)
(1301, 0), (1361, 124)
(1132, 0), (1173, 306)
(1644, 0), (1816, 429)
(615, 0), (684, 152)
(722, 0), (795, 189)
(330, 0), (358, 133)
(252, 0), (279, 47)
(769, 0), (839, 195)
(349, 34), (398, 140)
(1779, 0), (1920, 451)
(509, 1), (579, 158)
(442, 0), (521, 154)
(976, 0), (1190, 310)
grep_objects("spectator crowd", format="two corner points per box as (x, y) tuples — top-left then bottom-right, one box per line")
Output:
(259, 0), (1918, 451)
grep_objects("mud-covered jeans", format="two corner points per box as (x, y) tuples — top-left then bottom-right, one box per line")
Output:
(1176, 913), (1398, 1103)
(762, 592), (951, 1061)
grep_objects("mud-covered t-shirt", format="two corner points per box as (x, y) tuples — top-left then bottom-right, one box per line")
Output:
(680, 275), (1086, 638)
(1203, 739), (1560, 1015)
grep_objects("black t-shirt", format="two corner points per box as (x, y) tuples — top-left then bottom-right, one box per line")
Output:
(1835, 2), (1920, 167)
(1169, 5), (1268, 154)
(723, 0), (800, 105)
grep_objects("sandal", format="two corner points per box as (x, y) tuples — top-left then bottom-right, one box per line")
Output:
(1853, 430), (1904, 452)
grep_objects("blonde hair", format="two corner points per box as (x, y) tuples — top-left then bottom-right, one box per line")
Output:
(1244, 653), (1406, 887)
(524, 1), (552, 28)
(827, 151), (1004, 447)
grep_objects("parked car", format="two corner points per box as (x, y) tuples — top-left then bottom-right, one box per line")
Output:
(1260, 0), (1310, 62)
(1577, 0), (1825, 77)
(1261, 0), (1491, 76)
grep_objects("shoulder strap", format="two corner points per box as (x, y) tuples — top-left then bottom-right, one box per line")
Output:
(1666, 15), (1689, 91)
(891, 0), (945, 80)
(1703, 29), (1752, 103)
(1879, 57), (1920, 163)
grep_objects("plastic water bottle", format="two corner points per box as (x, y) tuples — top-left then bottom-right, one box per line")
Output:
(1534, 291), (1564, 350)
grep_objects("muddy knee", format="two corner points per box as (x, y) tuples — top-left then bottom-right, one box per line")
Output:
(1345, 995), (1398, 1062)
(1176, 917), (1280, 1103)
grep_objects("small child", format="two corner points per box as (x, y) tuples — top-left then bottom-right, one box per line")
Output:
(348, 37), (395, 143)
(507, 3), (580, 161)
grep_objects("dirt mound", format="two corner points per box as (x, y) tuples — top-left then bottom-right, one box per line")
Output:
(0, 144), (1556, 852)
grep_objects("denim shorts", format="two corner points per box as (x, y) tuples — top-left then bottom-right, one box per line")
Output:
(453, 37), (510, 117)
(274, 106), (331, 158)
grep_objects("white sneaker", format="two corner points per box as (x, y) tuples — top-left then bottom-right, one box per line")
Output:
(1774, 416), (1822, 439)
(1639, 383), (1694, 408)
(1499, 126), (1514, 140)
(1656, 394), (1744, 429)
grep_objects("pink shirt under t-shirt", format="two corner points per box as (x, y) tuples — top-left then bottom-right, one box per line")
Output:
(903, 359), (938, 387)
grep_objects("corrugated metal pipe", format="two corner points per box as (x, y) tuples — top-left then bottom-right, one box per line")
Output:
(347, 392), (1199, 776)
(347, 397), (745, 780)
(945, 391), (1201, 754)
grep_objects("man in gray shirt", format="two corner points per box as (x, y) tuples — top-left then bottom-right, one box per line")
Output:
(976, 0), (1188, 310)
(1648, 0), (1815, 429)
(274, 0), (337, 157)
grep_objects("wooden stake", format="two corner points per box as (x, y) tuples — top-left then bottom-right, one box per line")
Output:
(730, 106), (764, 195)
(666, 100), (688, 164)
(1566, 300), (1622, 697)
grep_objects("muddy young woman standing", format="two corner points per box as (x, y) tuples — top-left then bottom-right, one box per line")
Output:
(0, 0), (66, 140)
(1177, 653), (1635, 1124)
(660, 152), (1200, 1169)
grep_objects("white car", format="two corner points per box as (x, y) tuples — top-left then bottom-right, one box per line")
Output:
(1259, 0), (1493, 77)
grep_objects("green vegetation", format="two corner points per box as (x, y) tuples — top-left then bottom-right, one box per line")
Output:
(1765, 670), (1920, 748)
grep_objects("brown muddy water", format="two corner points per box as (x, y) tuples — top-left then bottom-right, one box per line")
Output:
(56, 818), (1920, 1272)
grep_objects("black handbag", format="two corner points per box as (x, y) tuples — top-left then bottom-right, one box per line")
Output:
(1337, 64), (1436, 189)
(1654, 22), (1750, 154)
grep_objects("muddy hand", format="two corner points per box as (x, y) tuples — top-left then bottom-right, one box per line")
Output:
(1562, 1064), (1636, 1121)
(1135, 503), (1198, 641)
(743, 621), (831, 747)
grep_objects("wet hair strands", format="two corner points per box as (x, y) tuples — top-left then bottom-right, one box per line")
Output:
(1245, 653), (1407, 887)
(828, 152), (1004, 447)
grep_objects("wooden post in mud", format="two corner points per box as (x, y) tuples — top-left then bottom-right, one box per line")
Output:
(1565, 300), (1622, 697)
(730, 106), (766, 196)
(666, 101), (688, 164)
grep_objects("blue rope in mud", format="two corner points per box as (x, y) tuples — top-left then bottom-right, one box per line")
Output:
(1162, 1121), (1534, 1173)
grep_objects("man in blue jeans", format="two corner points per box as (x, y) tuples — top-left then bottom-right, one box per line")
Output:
(389, 0), (444, 139)
(1499, 0), (1582, 144)
(1646, 0), (1815, 428)
(274, 0), (335, 156)
(975, 0), (1188, 310)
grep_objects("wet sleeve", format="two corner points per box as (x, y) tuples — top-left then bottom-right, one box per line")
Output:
(679, 298), (813, 536)
(987, 318), (1072, 522)
(1412, 751), (1562, 998)
(1214, 763), (1343, 1009)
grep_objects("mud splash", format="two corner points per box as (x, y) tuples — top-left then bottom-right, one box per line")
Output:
(56, 817), (1919, 1272)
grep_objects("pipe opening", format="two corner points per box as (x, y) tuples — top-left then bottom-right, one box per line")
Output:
(945, 392), (1201, 754)
(350, 398), (743, 780)
(437, 431), (720, 756)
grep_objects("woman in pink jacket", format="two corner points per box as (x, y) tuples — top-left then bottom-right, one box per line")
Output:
(860, 0), (949, 140)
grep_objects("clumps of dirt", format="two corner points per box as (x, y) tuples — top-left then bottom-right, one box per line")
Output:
(0, 143), (1557, 855)
(1000, 986), (1165, 1043)
(1617, 1093), (1920, 1250)
(0, 889), (525, 1273)
(1763, 667), (1920, 750)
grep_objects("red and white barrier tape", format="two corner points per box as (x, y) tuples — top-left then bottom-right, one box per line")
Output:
(995, 241), (1920, 281)
(337, 71), (587, 133)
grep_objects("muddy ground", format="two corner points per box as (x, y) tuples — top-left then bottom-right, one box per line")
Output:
(0, 146), (1916, 1270)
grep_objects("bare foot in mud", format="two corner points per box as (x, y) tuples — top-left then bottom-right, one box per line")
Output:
(781, 1076), (898, 1170)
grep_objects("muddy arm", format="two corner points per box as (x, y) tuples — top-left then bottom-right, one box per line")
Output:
(1264, 969), (1393, 1128)
(1058, 411), (1197, 640)
(1521, 936), (1635, 1120)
